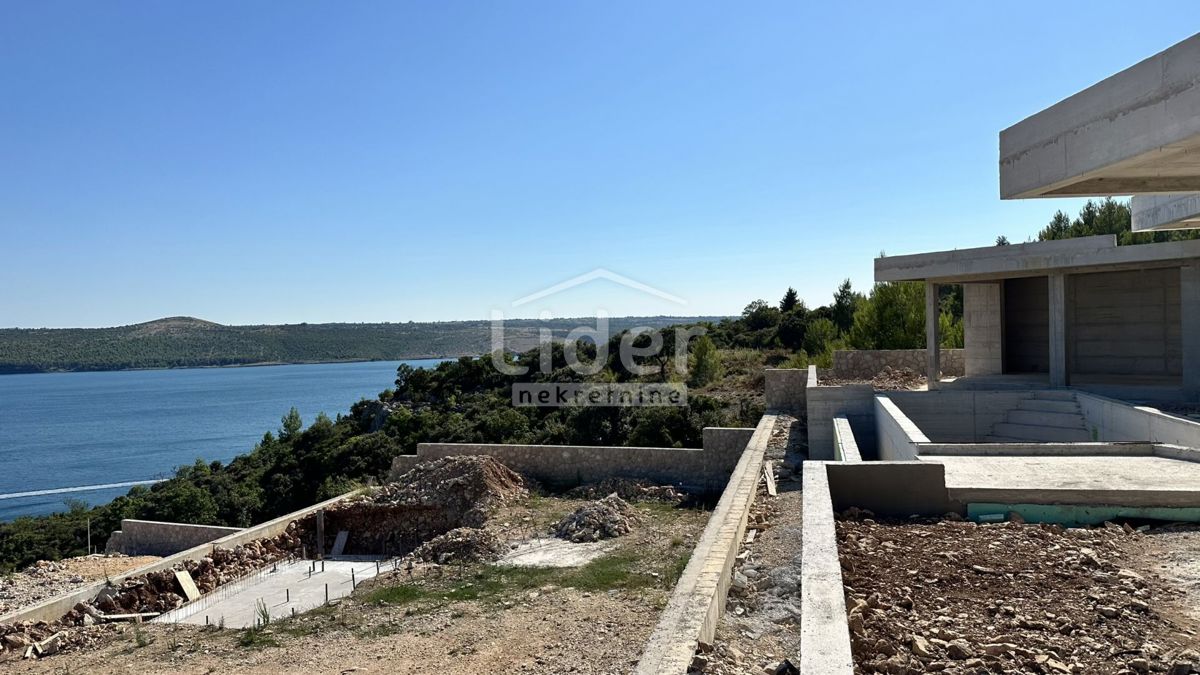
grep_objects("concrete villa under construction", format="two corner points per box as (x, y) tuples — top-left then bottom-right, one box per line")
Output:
(4, 30), (1200, 675)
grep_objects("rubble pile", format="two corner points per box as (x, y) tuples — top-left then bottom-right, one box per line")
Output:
(318, 455), (528, 555)
(0, 525), (303, 660)
(553, 494), (637, 543)
(408, 527), (505, 565)
(869, 366), (925, 390)
(567, 477), (686, 504)
(837, 513), (1200, 675)
(1, 554), (160, 616)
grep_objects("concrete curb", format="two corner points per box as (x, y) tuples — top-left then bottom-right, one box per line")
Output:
(634, 414), (775, 674)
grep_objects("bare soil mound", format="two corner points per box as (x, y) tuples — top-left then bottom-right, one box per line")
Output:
(409, 527), (505, 565)
(553, 494), (637, 543)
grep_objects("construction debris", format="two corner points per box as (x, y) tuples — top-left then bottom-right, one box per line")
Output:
(821, 365), (926, 391)
(408, 527), (505, 564)
(553, 494), (637, 543)
(0, 554), (160, 616)
(566, 477), (687, 504)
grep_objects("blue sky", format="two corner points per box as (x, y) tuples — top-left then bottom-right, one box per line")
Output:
(2, 3), (1198, 327)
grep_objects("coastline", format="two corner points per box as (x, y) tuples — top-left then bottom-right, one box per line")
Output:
(0, 355), (469, 377)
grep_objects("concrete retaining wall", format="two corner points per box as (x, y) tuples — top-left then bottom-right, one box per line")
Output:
(885, 390), (1035, 443)
(832, 416), (862, 462)
(1077, 392), (1200, 447)
(1070, 268), (1182, 376)
(807, 367), (876, 460)
(390, 427), (754, 495)
(831, 349), (964, 380)
(765, 368), (807, 414)
(635, 414), (773, 674)
(799, 463), (854, 675)
(825, 461), (956, 516)
(0, 491), (357, 625)
(106, 520), (243, 557)
(874, 396), (928, 461)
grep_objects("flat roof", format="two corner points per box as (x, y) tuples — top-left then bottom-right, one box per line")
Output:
(1000, 33), (1200, 199)
(874, 235), (1200, 283)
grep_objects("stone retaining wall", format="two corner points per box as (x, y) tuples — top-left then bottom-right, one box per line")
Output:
(106, 519), (243, 556)
(831, 349), (964, 380)
(390, 427), (755, 495)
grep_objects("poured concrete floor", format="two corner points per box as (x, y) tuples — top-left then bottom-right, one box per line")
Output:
(154, 559), (386, 629)
(927, 455), (1200, 507)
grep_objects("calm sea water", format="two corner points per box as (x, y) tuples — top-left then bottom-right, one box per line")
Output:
(0, 359), (446, 520)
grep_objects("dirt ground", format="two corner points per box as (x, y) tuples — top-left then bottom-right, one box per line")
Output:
(1, 554), (161, 615)
(1133, 524), (1200, 630)
(838, 515), (1200, 675)
(5, 496), (709, 674)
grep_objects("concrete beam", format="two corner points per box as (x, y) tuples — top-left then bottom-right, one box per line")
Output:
(925, 282), (940, 388)
(1133, 193), (1200, 231)
(876, 235), (1200, 284)
(1048, 273), (1068, 387)
(1000, 33), (1200, 199)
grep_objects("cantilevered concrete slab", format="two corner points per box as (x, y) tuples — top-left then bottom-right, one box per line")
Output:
(875, 235), (1200, 283)
(1000, 32), (1200, 199)
(1132, 193), (1200, 231)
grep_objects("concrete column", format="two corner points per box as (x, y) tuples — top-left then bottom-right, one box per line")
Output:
(1182, 264), (1200, 399)
(963, 283), (1004, 376)
(1048, 273), (1068, 388)
(925, 281), (940, 389)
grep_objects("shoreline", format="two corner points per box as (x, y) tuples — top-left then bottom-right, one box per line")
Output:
(0, 355), (470, 377)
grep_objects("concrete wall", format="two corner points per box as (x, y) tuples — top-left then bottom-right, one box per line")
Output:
(798, 463), (854, 675)
(1077, 392), (1200, 447)
(874, 396), (928, 461)
(764, 368), (807, 414)
(825, 461), (956, 516)
(963, 282), (1003, 376)
(1068, 268), (1182, 376)
(831, 349), (963, 380)
(832, 416), (862, 462)
(806, 365), (875, 460)
(635, 414), (775, 674)
(391, 427), (755, 495)
(885, 390), (1036, 443)
(106, 520), (243, 557)
(1004, 276), (1049, 373)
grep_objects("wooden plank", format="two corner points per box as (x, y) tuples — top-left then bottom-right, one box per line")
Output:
(331, 530), (350, 557)
(763, 461), (777, 497)
(174, 569), (201, 603)
(744, 529), (757, 545)
(101, 613), (160, 622)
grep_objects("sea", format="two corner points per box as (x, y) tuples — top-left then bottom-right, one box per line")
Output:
(0, 359), (447, 520)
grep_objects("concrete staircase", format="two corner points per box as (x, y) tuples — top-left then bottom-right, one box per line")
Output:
(985, 391), (1091, 443)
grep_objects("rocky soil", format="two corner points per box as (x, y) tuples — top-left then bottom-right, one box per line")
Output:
(822, 365), (926, 390)
(566, 477), (687, 504)
(838, 514), (1200, 675)
(553, 494), (637, 543)
(408, 527), (505, 564)
(0, 554), (160, 616)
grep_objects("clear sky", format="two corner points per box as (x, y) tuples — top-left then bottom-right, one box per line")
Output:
(3, 3), (1198, 328)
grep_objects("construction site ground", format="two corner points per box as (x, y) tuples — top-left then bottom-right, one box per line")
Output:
(1, 554), (161, 616)
(5, 495), (709, 674)
(838, 515), (1200, 675)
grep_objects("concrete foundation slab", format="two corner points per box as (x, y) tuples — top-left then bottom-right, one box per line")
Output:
(926, 455), (1200, 508)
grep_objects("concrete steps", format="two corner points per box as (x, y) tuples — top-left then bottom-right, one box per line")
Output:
(987, 391), (1091, 443)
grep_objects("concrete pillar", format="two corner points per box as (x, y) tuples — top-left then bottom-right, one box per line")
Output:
(963, 283), (1004, 376)
(1048, 273), (1068, 388)
(1182, 264), (1200, 399)
(925, 281), (940, 389)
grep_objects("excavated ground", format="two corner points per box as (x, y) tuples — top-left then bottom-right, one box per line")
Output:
(4, 495), (710, 674)
(838, 515), (1200, 675)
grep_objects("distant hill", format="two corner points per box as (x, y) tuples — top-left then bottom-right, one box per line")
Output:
(0, 315), (729, 374)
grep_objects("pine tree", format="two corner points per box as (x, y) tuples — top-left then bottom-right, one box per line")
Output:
(780, 287), (799, 313)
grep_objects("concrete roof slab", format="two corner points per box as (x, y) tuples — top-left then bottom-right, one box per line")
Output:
(1000, 33), (1200, 199)
(1132, 193), (1200, 231)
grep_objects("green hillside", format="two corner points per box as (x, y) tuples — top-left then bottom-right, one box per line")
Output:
(0, 316), (728, 374)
